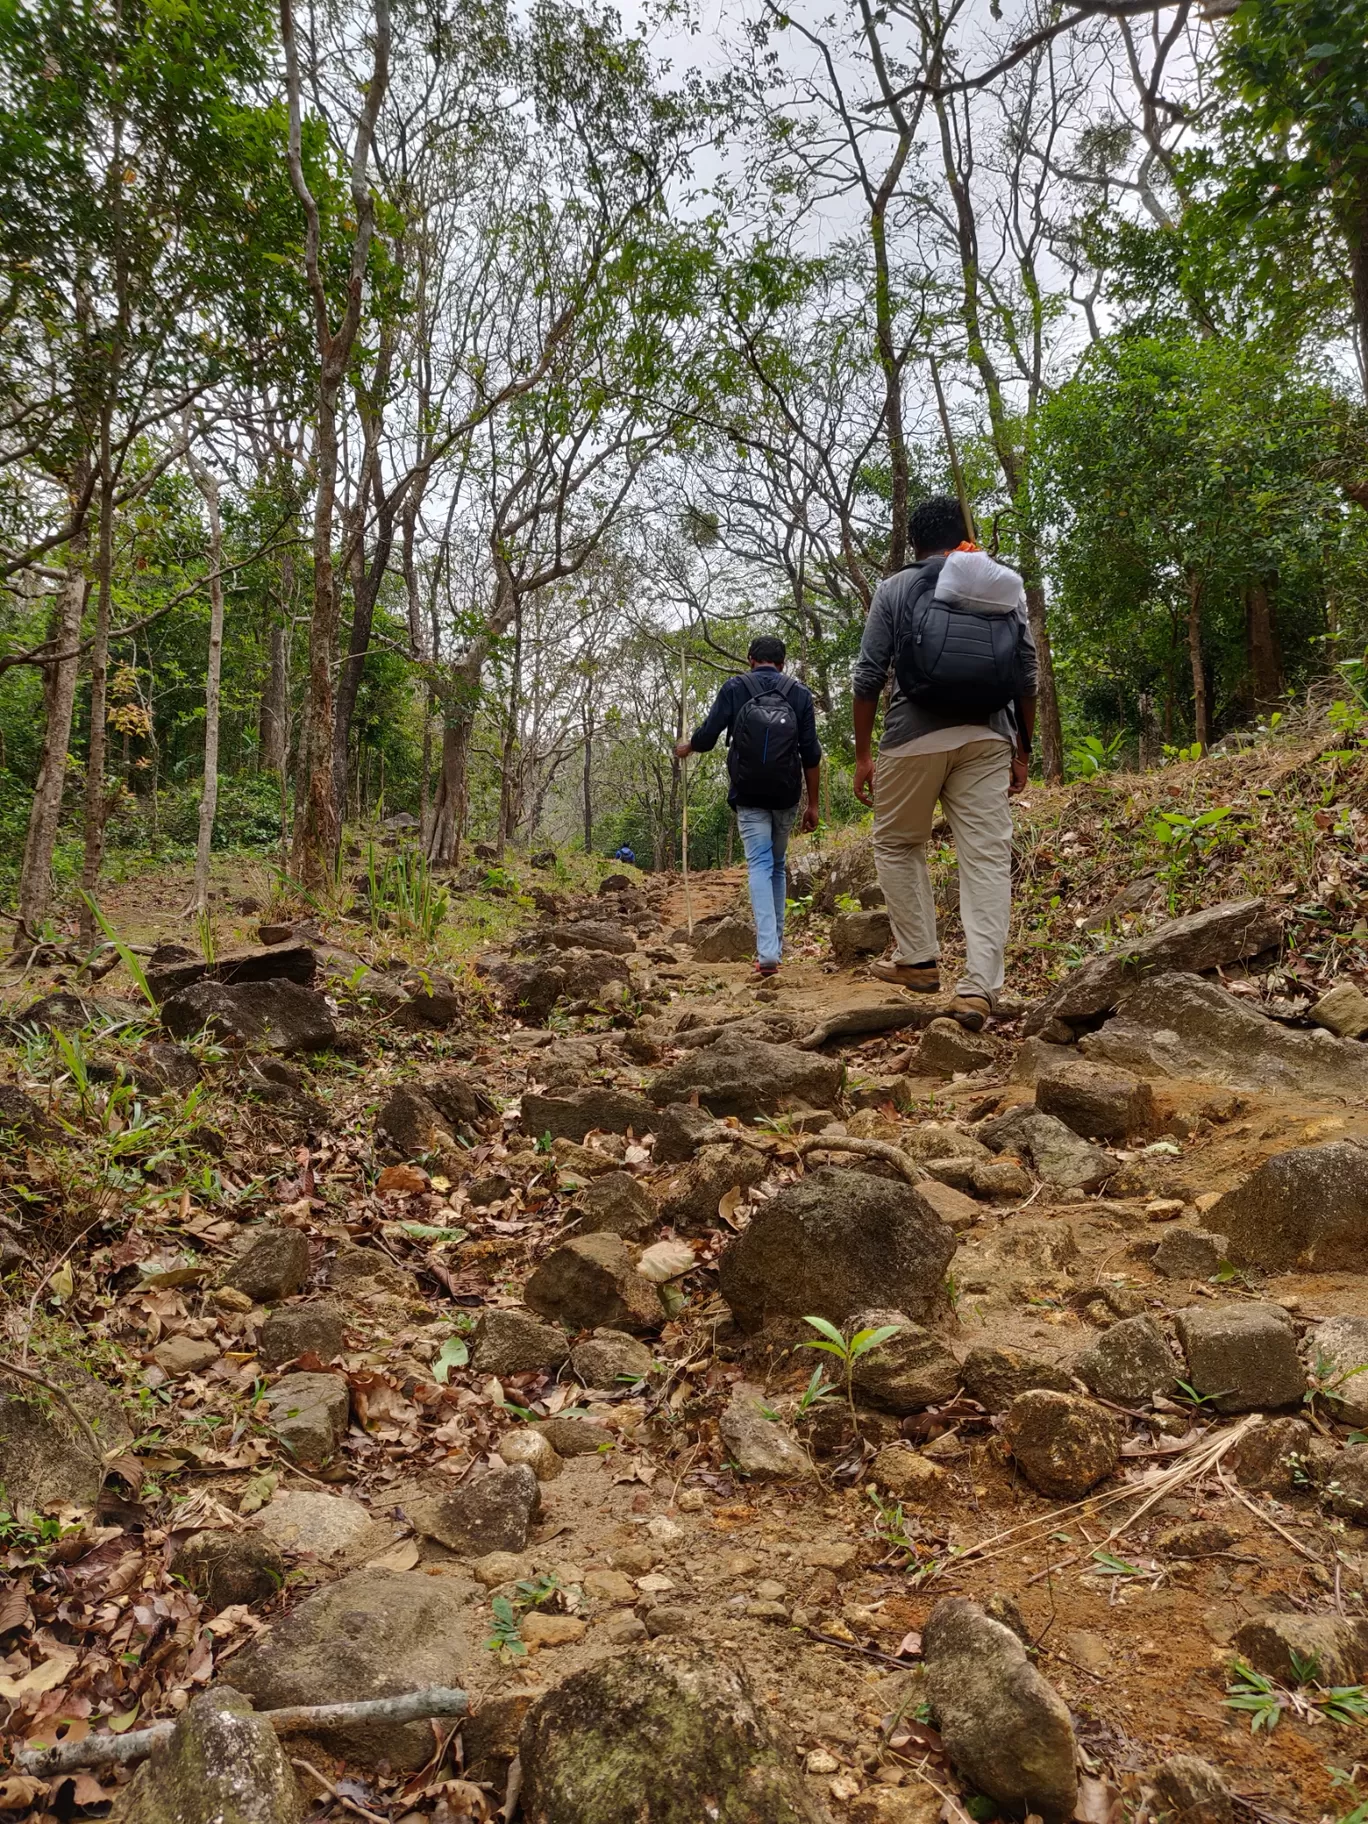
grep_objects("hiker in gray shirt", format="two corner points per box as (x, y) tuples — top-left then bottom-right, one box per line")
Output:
(852, 495), (1037, 1029)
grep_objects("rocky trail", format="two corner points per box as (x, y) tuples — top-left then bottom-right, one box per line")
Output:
(6, 830), (1368, 1824)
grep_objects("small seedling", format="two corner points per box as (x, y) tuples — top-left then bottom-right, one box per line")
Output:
(485, 1594), (526, 1659)
(1173, 1379), (1231, 1412)
(795, 1366), (838, 1419)
(802, 1315), (902, 1434)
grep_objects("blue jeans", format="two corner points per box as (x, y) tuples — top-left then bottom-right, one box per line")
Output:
(736, 804), (798, 966)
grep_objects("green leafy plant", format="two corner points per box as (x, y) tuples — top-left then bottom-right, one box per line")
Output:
(432, 1337), (469, 1384)
(364, 841), (449, 941)
(802, 1315), (902, 1436)
(1066, 731), (1124, 778)
(485, 1594), (526, 1659)
(1173, 1378), (1231, 1413)
(795, 1366), (838, 1419)
(78, 894), (154, 1006)
(1305, 1349), (1368, 1420)
(1225, 1655), (1368, 1733)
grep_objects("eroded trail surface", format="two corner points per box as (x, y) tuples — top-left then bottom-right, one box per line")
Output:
(4, 854), (1368, 1824)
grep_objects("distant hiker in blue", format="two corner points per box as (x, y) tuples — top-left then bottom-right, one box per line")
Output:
(675, 636), (822, 977)
(613, 845), (636, 865)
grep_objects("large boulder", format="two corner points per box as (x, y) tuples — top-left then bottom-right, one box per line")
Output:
(659, 1142), (767, 1235)
(1023, 899), (1280, 1035)
(1174, 1303), (1304, 1414)
(976, 1105), (1113, 1191)
(718, 1167), (955, 1334)
(1035, 1058), (1154, 1141)
(518, 1646), (827, 1824)
(922, 1597), (1078, 1823)
(524, 1232), (662, 1334)
(408, 1463), (540, 1554)
(112, 1686), (302, 1824)
(1208, 1142), (1368, 1272)
(1074, 1315), (1176, 1407)
(848, 1309), (960, 1413)
(1079, 974), (1368, 1097)
(160, 980), (337, 1054)
(1308, 1317), (1368, 1426)
(649, 1031), (842, 1118)
(0, 1362), (133, 1517)
(522, 1086), (656, 1142)
(230, 1569), (472, 1768)
(1001, 1390), (1120, 1499)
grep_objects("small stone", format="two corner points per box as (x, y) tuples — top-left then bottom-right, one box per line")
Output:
(977, 1103), (1113, 1191)
(1175, 1303), (1304, 1414)
(916, 1179), (980, 1231)
(652, 1101), (714, 1164)
(1001, 1391), (1120, 1499)
(1226, 1417), (1314, 1493)
(1156, 1521), (1239, 1557)
(604, 1613), (648, 1643)
(1035, 1059), (1154, 1141)
(869, 1444), (943, 1500)
(802, 1541), (858, 1576)
(918, 1019), (994, 1077)
(1308, 1316), (1368, 1426)
(263, 1372), (349, 1468)
(258, 1303), (345, 1369)
(576, 1172), (657, 1240)
(171, 1530), (286, 1608)
(161, 978), (337, 1054)
(153, 1334), (220, 1377)
(409, 1464), (540, 1554)
(533, 1414), (615, 1457)
(807, 1749), (840, 1775)
(584, 1566), (636, 1604)
(522, 1086), (656, 1143)
(832, 909), (893, 965)
(520, 1611), (588, 1650)
(959, 1347), (1072, 1413)
(1310, 980), (1368, 1039)
(848, 1309), (960, 1413)
(1143, 1756), (1232, 1824)
(225, 1227), (310, 1303)
(720, 1385), (815, 1480)
(970, 1158), (1032, 1200)
(644, 1605), (694, 1636)
(524, 1232), (662, 1335)
(472, 1308), (570, 1376)
(257, 1490), (372, 1559)
(498, 1428), (563, 1481)
(1232, 1612), (1368, 1686)
(658, 1142), (767, 1236)
(648, 1031), (843, 1119)
(1152, 1229), (1227, 1281)
(471, 1550), (532, 1587)
(570, 1329), (654, 1387)
(1074, 1315), (1176, 1407)
(1146, 1198), (1186, 1221)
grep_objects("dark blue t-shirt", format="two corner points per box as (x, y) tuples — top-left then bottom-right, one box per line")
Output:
(690, 667), (822, 808)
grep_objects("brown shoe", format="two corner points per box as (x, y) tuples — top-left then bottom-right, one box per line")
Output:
(949, 993), (992, 1031)
(870, 959), (940, 993)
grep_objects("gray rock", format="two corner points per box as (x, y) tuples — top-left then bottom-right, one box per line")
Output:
(1232, 1612), (1368, 1686)
(15, 989), (137, 1033)
(146, 941), (317, 1002)
(575, 1171), (657, 1240)
(652, 1101), (714, 1164)
(1174, 1303), (1304, 1414)
(409, 1463), (540, 1553)
(257, 1491), (372, 1559)
(0, 1362), (133, 1517)
(471, 1308), (570, 1376)
(1152, 1228), (1228, 1281)
(832, 908), (892, 965)
(960, 1346), (1073, 1413)
(224, 1227), (310, 1303)
(93, 1041), (202, 1096)
(376, 1085), (456, 1157)
(658, 1142), (767, 1235)
(690, 915), (756, 963)
(720, 1385), (815, 1480)
(1209, 1141), (1368, 1272)
(1001, 1390), (1120, 1499)
(1143, 1755), (1231, 1824)
(258, 1303), (345, 1369)
(532, 1413), (615, 1456)
(152, 1335), (219, 1378)
(1009, 1038), (1076, 1086)
(171, 1531), (286, 1609)
(977, 1105), (1113, 1191)
(160, 979), (338, 1054)
(1023, 899), (1280, 1035)
(570, 1329), (654, 1387)
(557, 948), (632, 1003)
(497, 1428), (563, 1480)
(1308, 1316), (1368, 1426)
(392, 980), (463, 1031)
(518, 1645), (826, 1824)
(113, 1686), (302, 1824)
(1311, 980), (1368, 1038)
(1326, 1442), (1368, 1519)
(1226, 1417), (1314, 1493)
(847, 1309), (960, 1413)
(524, 1232), (662, 1334)
(717, 1166), (955, 1333)
(1074, 1315), (1176, 1407)
(1080, 973), (1368, 1097)
(1035, 1058), (1154, 1141)
(649, 1030), (842, 1118)
(522, 1086), (656, 1142)
(263, 1372), (350, 1468)
(231, 1570), (472, 1768)
(917, 1177), (981, 1230)
(477, 954), (568, 1021)
(527, 919), (637, 956)
(423, 1072), (490, 1133)
(327, 1243), (418, 1299)
(923, 1597), (1078, 1823)
(918, 1018), (995, 1077)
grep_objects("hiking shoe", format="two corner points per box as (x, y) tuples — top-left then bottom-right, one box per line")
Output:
(870, 959), (940, 993)
(754, 962), (780, 978)
(949, 993), (992, 1031)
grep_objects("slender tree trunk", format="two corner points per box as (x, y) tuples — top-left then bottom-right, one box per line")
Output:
(428, 716), (471, 866)
(1245, 575), (1282, 708)
(420, 685), (433, 841)
(291, 388), (344, 886)
(1186, 568), (1208, 751)
(582, 706), (593, 852)
(17, 492), (90, 940)
(78, 405), (116, 944)
(186, 435), (225, 917)
(497, 605), (523, 857)
(260, 620), (289, 776)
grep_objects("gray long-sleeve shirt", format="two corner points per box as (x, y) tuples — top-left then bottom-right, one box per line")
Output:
(853, 555), (1039, 751)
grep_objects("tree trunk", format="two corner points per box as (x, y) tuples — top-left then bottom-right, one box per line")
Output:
(582, 706), (593, 853)
(186, 437), (225, 917)
(496, 604), (523, 857)
(260, 619), (289, 776)
(427, 716), (470, 866)
(77, 407), (116, 944)
(1187, 569), (1208, 752)
(290, 387), (344, 887)
(1022, 566), (1064, 785)
(1245, 575), (1282, 709)
(17, 500), (89, 941)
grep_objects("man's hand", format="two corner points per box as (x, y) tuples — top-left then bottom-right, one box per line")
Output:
(802, 800), (819, 833)
(853, 754), (876, 806)
(673, 739), (692, 760)
(1009, 750), (1030, 796)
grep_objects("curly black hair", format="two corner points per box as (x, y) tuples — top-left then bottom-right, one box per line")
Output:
(908, 495), (968, 557)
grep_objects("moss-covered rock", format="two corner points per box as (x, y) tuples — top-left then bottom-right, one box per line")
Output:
(112, 1686), (302, 1824)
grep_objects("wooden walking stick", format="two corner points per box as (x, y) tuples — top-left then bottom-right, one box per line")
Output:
(679, 637), (693, 934)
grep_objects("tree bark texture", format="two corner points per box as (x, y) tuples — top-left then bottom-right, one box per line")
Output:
(1245, 575), (1282, 709)
(78, 404), (117, 943)
(1187, 568), (1208, 751)
(186, 437), (225, 916)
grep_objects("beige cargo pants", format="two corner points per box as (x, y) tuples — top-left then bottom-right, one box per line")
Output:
(872, 738), (1013, 1001)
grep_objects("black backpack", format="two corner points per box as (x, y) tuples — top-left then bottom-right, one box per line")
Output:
(893, 557), (1024, 716)
(727, 671), (802, 808)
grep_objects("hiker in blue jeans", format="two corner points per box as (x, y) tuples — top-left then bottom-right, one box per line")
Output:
(675, 636), (822, 977)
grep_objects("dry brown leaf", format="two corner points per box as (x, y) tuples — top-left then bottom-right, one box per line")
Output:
(367, 1537), (421, 1572)
(0, 1646), (77, 1701)
(0, 1774), (47, 1810)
